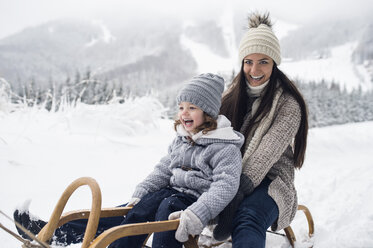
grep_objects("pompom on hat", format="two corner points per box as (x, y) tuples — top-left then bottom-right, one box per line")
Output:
(176, 73), (225, 119)
(238, 12), (281, 65)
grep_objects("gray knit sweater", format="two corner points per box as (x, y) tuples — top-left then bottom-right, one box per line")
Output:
(240, 90), (301, 231)
(133, 115), (244, 226)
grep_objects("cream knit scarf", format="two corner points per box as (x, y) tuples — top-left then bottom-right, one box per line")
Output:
(241, 87), (283, 165)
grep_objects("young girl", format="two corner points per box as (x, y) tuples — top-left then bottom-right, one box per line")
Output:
(14, 73), (244, 248)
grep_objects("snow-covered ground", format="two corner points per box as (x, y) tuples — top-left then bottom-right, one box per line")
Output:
(0, 97), (372, 247)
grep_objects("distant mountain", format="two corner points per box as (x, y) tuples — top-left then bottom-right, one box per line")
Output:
(0, 17), (228, 96)
(0, 19), (114, 86)
(1, 14), (373, 99)
(352, 22), (373, 63)
(284, 17), (373, 63)
(281, 19), (361, 60)
(279, 16), (373, 91)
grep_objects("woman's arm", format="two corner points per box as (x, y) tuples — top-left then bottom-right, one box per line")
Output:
(241, 95), (301, 193)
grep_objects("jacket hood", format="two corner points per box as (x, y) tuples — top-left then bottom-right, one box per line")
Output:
(176, 115), (244, 147)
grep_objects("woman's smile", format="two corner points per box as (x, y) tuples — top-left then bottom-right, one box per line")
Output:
(243, 53), (274, 87)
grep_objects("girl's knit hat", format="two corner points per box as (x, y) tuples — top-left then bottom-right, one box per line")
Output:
(238, 12), (281, 65)
(176, 73), (224, 119)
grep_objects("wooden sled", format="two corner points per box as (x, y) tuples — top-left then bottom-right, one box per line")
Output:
(27, 177), (314, 248)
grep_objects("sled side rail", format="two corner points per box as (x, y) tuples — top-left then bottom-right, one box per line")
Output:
(283, 226), (296, 247)
(34, 175), (196, 248)
(298, 204), (314, 237)
(37, 177), (102, 248)
(88, 219), (198, 248)
(57, 204), (314, 248)
(283, 204), (314, 248)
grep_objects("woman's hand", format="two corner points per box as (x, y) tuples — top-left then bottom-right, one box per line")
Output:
(213, 190), (245, 241)
(169, 209), (203, 242)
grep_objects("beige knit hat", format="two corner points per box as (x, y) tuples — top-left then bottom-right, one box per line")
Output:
(238, 13), (281, 65)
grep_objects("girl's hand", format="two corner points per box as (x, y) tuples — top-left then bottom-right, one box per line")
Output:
(169, 209), (203, 242)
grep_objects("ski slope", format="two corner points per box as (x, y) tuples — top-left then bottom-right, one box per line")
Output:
(180, 17), (372, 92)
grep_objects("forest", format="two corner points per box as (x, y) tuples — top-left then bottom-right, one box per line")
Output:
(1, 73), (372, 129)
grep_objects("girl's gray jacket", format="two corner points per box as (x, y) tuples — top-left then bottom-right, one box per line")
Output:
(133, 115), (244, 226)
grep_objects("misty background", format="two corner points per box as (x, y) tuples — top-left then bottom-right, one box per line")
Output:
(1, 0), (373, 127)
(2, 2), (373, 247)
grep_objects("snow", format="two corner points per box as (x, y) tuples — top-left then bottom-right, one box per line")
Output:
(180, 33), (234, 76)
(280, 42), (373, 92)
(0, 96), (372, 247)
(271, 19), (298, 41)
(85, 20), (116, 47)
(179, 6), (238, 76)
(93, 19), (116, 44)
(219, 2), (238, 67)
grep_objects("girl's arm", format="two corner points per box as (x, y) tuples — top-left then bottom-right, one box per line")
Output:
(132, 138), (176, 198)
(187, 144), (242, 226)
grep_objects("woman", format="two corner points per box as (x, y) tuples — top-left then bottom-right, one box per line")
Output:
(213, 12), (308, 248)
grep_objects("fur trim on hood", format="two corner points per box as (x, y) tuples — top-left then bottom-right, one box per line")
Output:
(176, 115), (242, 142)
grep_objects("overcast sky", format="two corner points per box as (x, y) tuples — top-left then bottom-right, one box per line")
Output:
(0, 0), (371, 39)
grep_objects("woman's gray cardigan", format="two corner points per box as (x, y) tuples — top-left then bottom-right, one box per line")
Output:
(240, 92), (301, 231)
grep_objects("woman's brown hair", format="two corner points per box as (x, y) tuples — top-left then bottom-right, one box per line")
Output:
(220, 63), (308, 169)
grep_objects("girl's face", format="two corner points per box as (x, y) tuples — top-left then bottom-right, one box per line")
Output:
(178, 102), (205, 133)
(243, 53), (274, 87)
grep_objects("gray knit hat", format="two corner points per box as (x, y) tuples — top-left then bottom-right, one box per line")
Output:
(238, 13), (281, 65)
(176, 73), (224, 119)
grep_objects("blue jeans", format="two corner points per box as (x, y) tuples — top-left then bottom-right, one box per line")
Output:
(53, 187), (197, 248)
(232, 177), (279, 248)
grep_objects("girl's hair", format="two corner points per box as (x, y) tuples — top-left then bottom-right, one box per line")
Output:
(174, 112), (218, 135)
(220, 62), (308, 169)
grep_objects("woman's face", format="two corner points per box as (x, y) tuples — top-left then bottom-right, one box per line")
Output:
(178, 102), (205, 133)
(243, 53), (274, 87)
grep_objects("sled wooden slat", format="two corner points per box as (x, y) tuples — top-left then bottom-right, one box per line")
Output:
(88, 219), (198, 248)
(56, 206), (198, 248)
(58, 207), (131, 227)
(59, 208), (198, 248)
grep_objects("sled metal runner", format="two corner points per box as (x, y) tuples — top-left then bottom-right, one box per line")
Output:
(2, 177), (314, 248)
